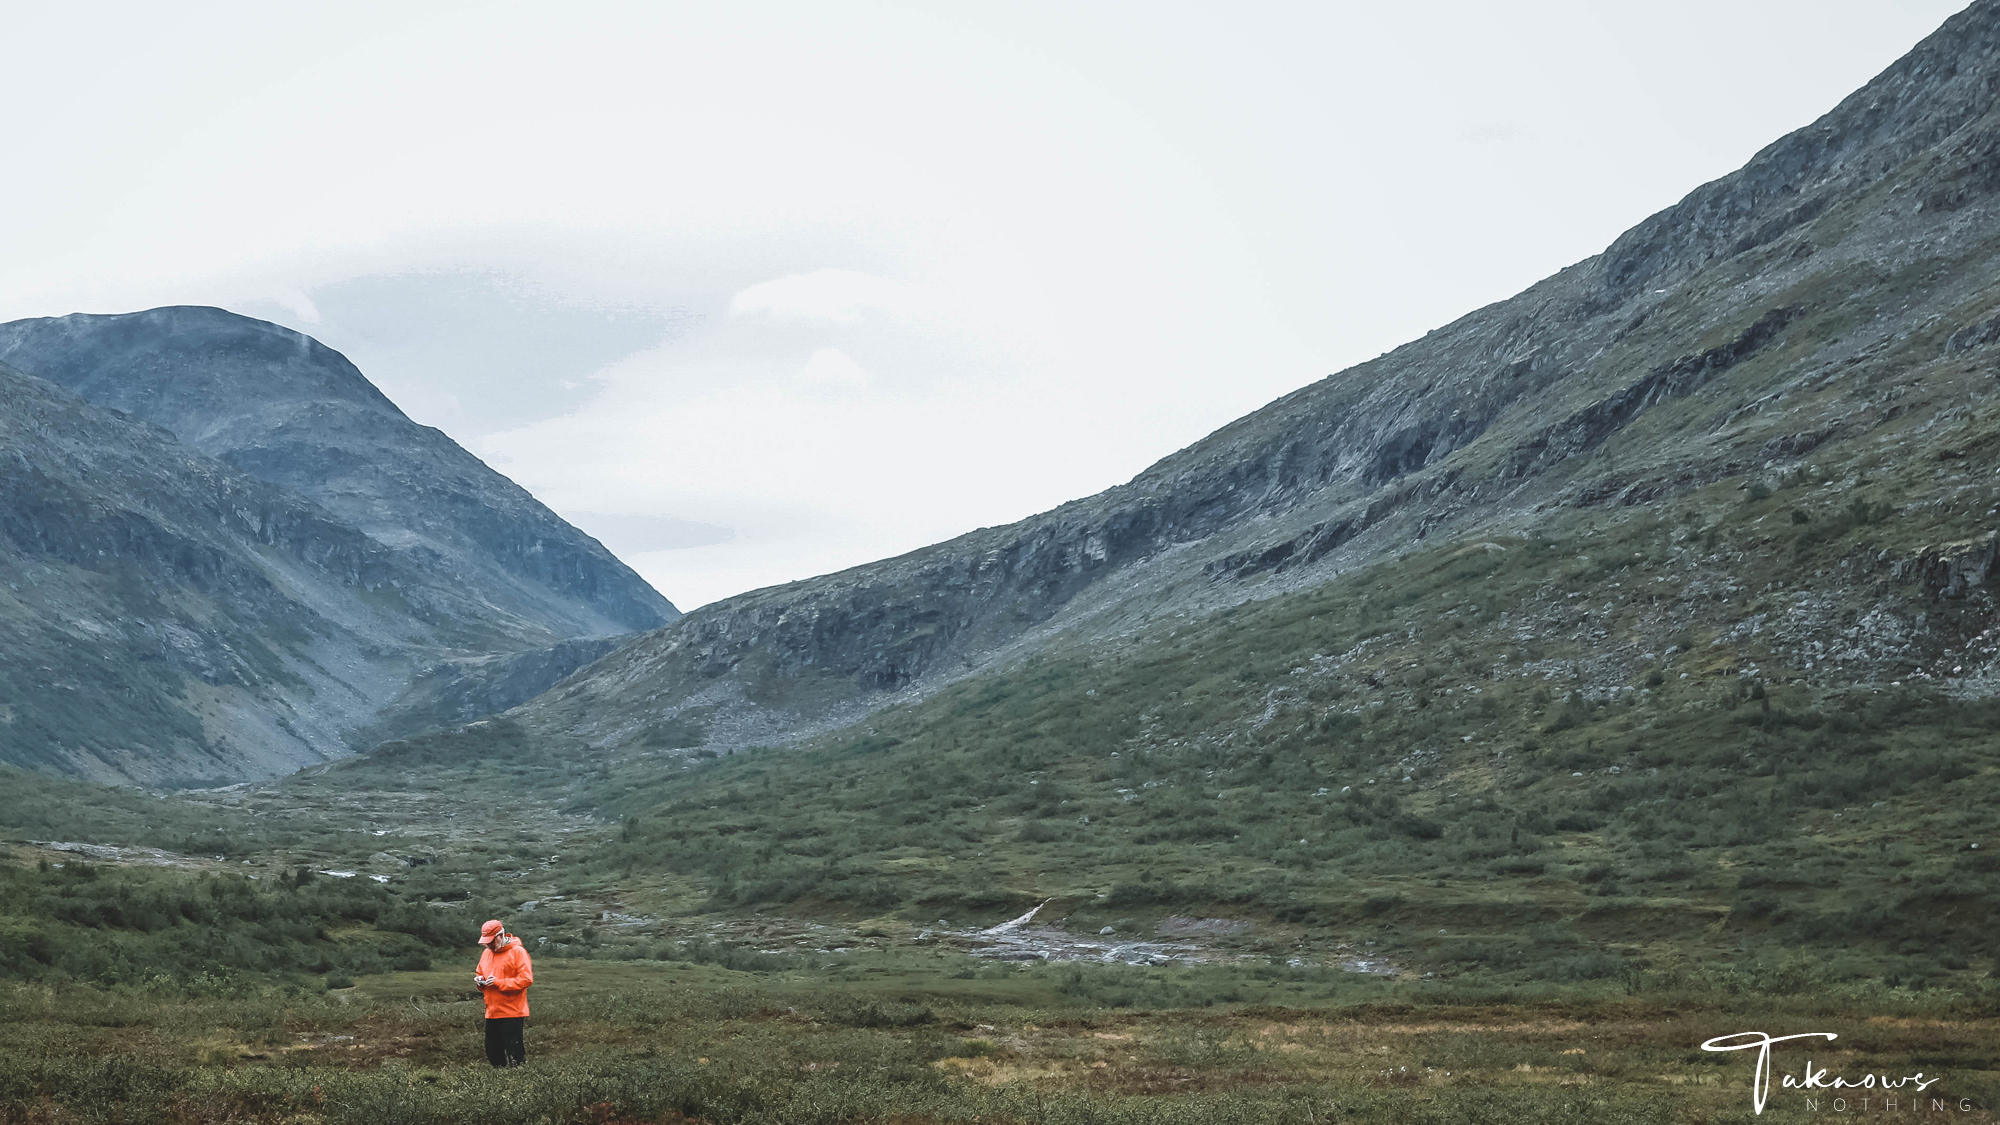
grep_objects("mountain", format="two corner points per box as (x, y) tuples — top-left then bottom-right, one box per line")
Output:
(0, 306), (675, 638)
(333, 0), (2000, 957)
(0, 311), (675, 786)
(498, 0), (2000, 757)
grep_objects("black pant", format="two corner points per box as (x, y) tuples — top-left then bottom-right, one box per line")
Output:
(484, 1017), (526, 1067)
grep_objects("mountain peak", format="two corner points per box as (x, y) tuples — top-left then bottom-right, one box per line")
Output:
(1594, 0), (2000, 303)
(0, 305), (676, 639)
(0, 306), (404, 436)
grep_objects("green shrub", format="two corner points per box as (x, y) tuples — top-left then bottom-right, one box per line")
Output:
(0, 865), (464, 988)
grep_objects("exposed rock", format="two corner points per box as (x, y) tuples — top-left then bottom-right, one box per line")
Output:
(1898, 536), (2000, 598)
(1943, 312), (2000, 353)
(1156, 916), (1253, 938)
(0, 360), (464, 782)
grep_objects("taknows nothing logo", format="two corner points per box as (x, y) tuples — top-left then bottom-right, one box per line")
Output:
(1701, 1032), (1976, 1115)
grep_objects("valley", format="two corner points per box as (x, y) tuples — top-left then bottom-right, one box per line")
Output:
(9, 2), (2000, 1121)
(0, 929), (1994, 1124)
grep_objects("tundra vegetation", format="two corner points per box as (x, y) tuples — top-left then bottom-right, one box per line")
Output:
(0, 933), (1995, 1124)
(5, 454), (2000, 1120)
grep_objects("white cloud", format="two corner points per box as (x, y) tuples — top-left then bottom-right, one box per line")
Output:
(731, 269), (933, 323)
(268, 287), (321, 324)
(798, 347), (872, 387)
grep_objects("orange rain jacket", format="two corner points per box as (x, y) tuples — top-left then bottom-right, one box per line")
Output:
(476, 936), (534, 1018)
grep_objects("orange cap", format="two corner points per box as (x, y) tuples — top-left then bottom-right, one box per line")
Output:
(479, 919), (504, 945)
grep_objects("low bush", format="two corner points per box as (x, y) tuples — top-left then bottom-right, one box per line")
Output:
(0, 864), (459, 990)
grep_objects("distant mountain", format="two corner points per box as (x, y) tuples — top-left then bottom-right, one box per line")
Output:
(0, 360), (432, 783)
(0, 306), (676, 638)
(0, 310), (676, 786)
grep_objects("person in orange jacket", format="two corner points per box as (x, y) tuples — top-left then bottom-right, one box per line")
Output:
(474, 919), (533, 1067)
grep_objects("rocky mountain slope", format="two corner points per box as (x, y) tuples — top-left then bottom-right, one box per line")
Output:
(0, 312), (676, 786)
(0, 306), (675, 639)
(494, 0), (2000, 763)
(0, 361), (454, 783)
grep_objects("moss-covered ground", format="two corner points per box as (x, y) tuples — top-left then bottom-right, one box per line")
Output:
(0, 957), (1994, 1124)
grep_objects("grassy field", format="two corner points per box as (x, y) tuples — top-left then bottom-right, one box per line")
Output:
(0, 956), (1994, 1124)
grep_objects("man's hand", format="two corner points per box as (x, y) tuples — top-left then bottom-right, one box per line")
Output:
(474, 974), (494, 988)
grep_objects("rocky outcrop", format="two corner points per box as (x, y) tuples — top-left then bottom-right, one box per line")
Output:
(1897, 536), (2000, 599)
(1944, 311), (2000, 353)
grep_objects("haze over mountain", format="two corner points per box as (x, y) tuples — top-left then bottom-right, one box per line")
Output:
(0, 308), (675, 786)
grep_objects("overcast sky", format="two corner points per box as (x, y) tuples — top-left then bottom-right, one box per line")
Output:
(0, 0), (1969, 609)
